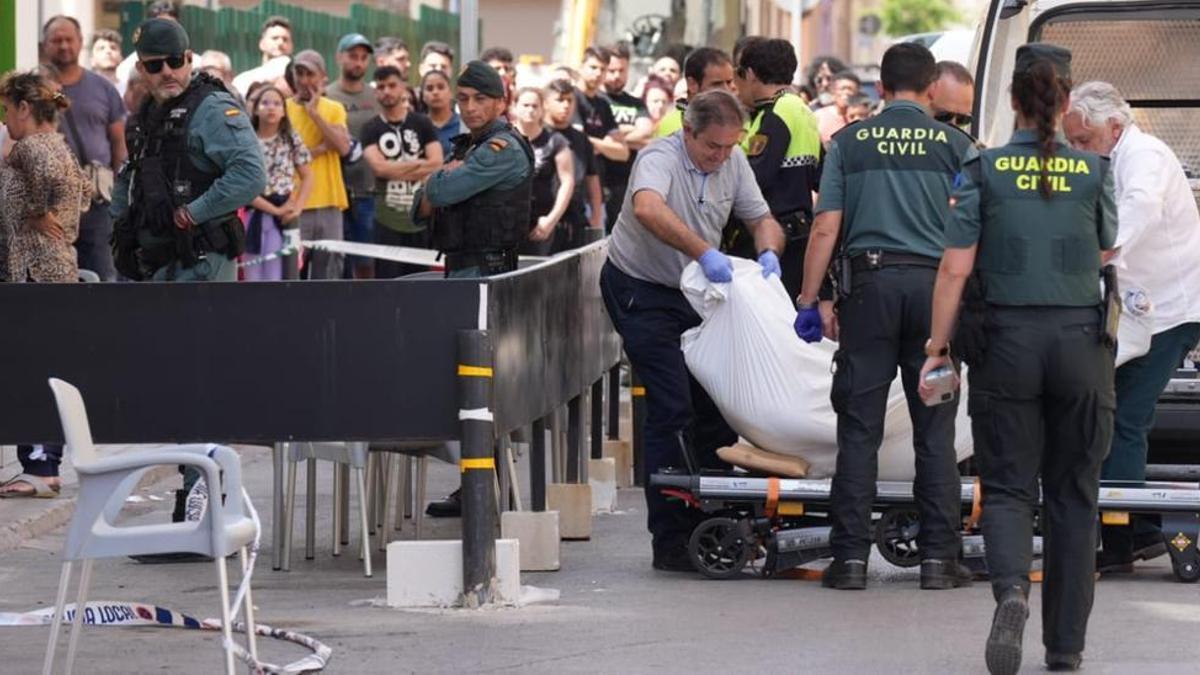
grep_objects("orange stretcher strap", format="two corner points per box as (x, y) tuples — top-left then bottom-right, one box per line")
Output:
(965, 477), (983, 531)
(765, 477), (780, 518)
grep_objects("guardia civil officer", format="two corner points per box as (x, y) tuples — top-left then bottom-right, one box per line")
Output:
(794, 43), (975, 591)
(728, 37), (822, 298)
(111, 18), (265, 282)
(109, 18), (265, 559)
(919, 44), (1117, 674)
(413, 61), (533, 277)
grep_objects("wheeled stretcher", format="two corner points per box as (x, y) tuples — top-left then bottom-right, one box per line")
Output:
(650, 470), (1200, 583)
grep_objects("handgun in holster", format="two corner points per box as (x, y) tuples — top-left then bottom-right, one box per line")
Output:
(1100, 264), (1121, 349)
(777, 211), (812, 243)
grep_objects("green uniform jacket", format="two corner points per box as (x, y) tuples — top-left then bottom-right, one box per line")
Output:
(413, 119), (532, 220)
(742, 91), (822, 221)
(816, 100), (975, 260)
(110, 90), (265, 225)
(945, 129), (1118, 306)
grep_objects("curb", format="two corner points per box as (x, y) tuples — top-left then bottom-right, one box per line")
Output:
(0, 462), (179, 555)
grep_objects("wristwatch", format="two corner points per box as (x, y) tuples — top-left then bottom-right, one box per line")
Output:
(924, 339), (949, 357)
(795, 297), (817, 310)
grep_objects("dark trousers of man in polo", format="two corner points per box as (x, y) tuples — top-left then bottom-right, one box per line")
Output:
(830, 263), (961, 562)
(600, 261), (736, 553)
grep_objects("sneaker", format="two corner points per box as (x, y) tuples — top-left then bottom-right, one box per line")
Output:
(920, 559), (974, 589)
(652, 546), (695, 573)
(1045, 651), (1083, 671)
(985, 586), (1029, 675)
(425, 488), (462, 518)
(821, 559), (867, 590)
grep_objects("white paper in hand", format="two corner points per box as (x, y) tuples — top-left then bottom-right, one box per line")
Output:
(679, 258), (973, 479)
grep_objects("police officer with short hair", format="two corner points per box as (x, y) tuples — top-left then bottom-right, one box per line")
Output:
(795, 43), (975, 591)
(920, 44), (1117, 674)
(653, 47), (735, 138)
(729, 37), (823, 298)
(414, 61), (533, 277)
(111, 18), (265, 282)
(109, 19), (265, 556)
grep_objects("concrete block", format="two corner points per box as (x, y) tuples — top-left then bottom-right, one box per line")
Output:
(501, 511), (561, 571)
(386, 539), (521, 607)
(602, 439), (633, 488)
(546, 483), (592, 540)
(589, 458), (618, 513)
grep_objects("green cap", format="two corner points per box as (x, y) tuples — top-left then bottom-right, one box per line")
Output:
(338, 33), (373, 53)
(1014, 42), (1071, 80)
(456, 60), (505, 99)
(133, 18), (189, 57)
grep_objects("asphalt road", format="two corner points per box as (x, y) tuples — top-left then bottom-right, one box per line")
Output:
(1, 445), (1197, 673)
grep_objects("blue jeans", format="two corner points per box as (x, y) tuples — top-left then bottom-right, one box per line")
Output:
(1103, 321), (1200, 545)
(342, 197), (376, 277)
(598, 262), (736, 551)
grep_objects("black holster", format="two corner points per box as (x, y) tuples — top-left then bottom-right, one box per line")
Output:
(955, 272), (989, 367)
(1101, 264), (1120, 349)
(830, 252), (852, 303)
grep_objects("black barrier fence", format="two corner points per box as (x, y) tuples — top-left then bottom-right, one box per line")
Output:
(0, 241), (623, 602)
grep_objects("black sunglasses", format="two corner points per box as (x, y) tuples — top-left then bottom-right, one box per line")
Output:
(935, 111), (973, 128)
(142, 54), (188, 74)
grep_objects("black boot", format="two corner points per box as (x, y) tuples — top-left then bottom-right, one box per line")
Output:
(425, 488), (462, 518)
(985, 586), (1029, 675)
(821, 559), (867, 590)
(920, 558), (974, 589)
(1045, 651), (1083, 671)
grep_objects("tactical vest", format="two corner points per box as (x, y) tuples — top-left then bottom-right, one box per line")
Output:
(431, 123), (534, 254)
(123, 73), (243, 271)
(972, 142), (1108, 306)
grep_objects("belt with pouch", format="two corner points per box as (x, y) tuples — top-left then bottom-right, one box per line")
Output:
(850, 250), (940, 273)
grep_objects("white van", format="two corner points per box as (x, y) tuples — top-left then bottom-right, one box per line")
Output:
(970, 0), (1199, 195)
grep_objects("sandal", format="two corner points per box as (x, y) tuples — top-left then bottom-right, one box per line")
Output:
(0, 473), (62, 499)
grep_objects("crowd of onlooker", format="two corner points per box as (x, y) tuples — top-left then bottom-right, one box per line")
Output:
(0, 0), (935, 290)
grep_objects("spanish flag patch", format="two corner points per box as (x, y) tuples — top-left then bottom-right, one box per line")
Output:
(224, 108), (241, 116)
(488, 138), (508, 152)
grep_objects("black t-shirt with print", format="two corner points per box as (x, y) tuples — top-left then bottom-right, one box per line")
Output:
(602, 89), (647, 188)
(360, 112), (439, 233)
(551, 123), (596, 226)
(528, 126), (571, 223)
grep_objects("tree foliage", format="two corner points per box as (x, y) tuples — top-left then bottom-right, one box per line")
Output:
(880, 0), (961, 36)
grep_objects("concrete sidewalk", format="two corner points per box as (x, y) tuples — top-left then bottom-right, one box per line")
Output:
(1, 443), (1197, 673)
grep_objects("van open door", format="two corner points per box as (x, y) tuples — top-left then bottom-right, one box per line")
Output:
(972, 0), (1200, 194)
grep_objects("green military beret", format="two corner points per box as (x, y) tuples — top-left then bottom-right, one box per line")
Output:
(1014, 42), (1071, 80)
(456, 60), (505, 99)
(133, 18), (189, 57)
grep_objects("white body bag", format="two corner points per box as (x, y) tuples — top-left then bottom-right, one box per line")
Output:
(680, 258), (974, 480)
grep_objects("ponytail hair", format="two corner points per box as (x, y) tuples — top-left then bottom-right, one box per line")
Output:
(1012, 59), (1071, 199)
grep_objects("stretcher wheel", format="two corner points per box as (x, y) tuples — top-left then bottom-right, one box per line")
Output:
(688, 517), (754, 580)
(874, 507), (922, 568)
(1173, 558), (1200, 583)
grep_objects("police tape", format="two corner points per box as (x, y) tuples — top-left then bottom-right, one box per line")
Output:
(0, 602), (332, 674)
(0, 478), (331, 673)
(237, 238), (547, 270)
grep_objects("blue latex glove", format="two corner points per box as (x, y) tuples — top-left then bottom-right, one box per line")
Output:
(758, 250), (781, 278)
(794, 305), (823, 343)
(698, 248), (733, 283)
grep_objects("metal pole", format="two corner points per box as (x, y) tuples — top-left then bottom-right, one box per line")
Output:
(606, 363), (620, 440)
(460, 0), (479, 66)
(590, 378), (603, 460)
(791, 0), (804, 84)
(631, 368), (646, 487)
(530, 419), (546, 512)
(566, 395), (582, 482)
(458, 329), (497, 608)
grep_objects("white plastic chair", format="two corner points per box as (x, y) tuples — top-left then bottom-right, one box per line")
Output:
(42, 378), (258, 675)
(282, 441), (372, 576)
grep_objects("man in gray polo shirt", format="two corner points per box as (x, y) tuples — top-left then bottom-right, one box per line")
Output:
(601, 89), (786, 571)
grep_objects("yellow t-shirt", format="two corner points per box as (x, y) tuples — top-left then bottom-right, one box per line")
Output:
(286, 97), (349, 211)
